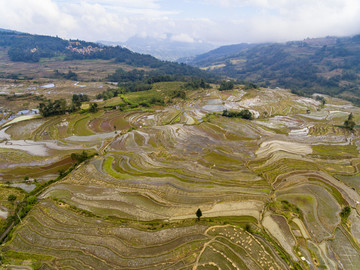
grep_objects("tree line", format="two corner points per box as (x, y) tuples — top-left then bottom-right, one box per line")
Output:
(38, 94), (90, 117)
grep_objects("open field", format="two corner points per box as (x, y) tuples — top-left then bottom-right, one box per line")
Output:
(1, 85), (360, 269)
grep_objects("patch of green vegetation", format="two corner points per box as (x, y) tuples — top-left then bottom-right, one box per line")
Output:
(124, 90), (165, 106)
(152, 81), (184, 92)
(222, 109), (253, 120)
(3, 250), (53, 263)
(103, 156), (128, 180)
(344, 112), (356, 130)
(203, 151), (243, 166)
(0, 187), (27, 232)
(219, 80), (235, 90)
(269, 200), (302, 220)
(340, 206), (351, 223)
(202, 112), (217, 122)
(70, 150), (92, 164)
(163, 111), (182, 125)
(312, 144), (358, 159)
(106, 215), (258, 232)
(72, 114), (95, 136)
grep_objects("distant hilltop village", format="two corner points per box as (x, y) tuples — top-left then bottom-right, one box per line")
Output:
(66, 41), (103, 55)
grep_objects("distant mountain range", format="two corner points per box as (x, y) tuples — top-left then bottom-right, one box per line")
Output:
(187, 36), (360, 104)
(99, 34), (216, 61)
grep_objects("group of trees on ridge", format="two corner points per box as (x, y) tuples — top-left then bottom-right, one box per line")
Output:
(38, 94), (90, 117)
(222, 109), (253, 120)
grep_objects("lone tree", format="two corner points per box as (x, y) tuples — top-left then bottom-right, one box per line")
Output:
(196, 208), (202, 221)
(344, 113), (356, 130)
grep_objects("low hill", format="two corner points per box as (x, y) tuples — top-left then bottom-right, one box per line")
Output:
(188, 36), (360, 104)
(179, 43), (258, 65)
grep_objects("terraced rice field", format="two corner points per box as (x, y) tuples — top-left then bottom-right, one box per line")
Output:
(1, 86), (360, 269)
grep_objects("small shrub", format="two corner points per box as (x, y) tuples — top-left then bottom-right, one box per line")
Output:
(245, 224), (252, 233)
(340, 206), (351, 221)
(26, 196), (37, 205)
(7, 194), (17, 202)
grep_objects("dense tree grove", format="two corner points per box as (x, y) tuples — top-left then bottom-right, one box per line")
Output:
(219, 80), (235, 90)
(38, 99), (67, 117)
(53, 70), (78, 80)
(70, 151), (89, 164)
(183, 78), (211, 90)
(89, 103), (98, 113)
(38, 94), (89, 117)
(72, 94), (89, 110)
(96, 88), (121, 100)
(1, 31), (68, 62)
(222, 109), (253, 120)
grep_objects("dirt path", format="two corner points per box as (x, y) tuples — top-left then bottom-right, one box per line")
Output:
(192, 225), (233, 270)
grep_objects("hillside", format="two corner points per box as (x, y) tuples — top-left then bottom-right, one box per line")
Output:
(0, 29), (212, 81)
(179, 43), (258, 65)
(1, 82), (360, 269)
(188, 36), (360, 104)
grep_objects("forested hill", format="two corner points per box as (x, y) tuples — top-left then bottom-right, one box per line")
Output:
(179, 43), (259, 65)
(188, 36), (360, 104)
(0, 29), (212, 79)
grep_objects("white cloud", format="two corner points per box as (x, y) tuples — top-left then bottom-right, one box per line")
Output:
(201, 0), (360, 43)
(0, 0), (77, 37)
(0, 0), (359, 45)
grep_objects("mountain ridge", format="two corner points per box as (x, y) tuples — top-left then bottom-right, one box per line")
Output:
(0, 29), (214, 81)
(187, 35), (360, 104)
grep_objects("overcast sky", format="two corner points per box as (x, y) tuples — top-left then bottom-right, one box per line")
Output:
(0, 0), (360, 45)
